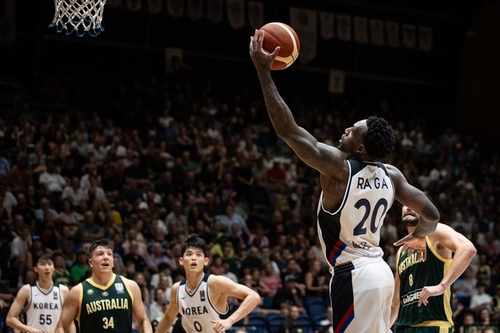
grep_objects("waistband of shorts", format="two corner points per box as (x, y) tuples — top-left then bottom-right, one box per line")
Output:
(411, 320), (453, 328)
(329, 256), (384, 275)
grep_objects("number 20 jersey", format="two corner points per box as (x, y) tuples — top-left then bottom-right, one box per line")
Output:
(317, 159), (395, 267)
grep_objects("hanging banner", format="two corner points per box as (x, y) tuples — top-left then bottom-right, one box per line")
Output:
(329, 70), (345, 94)
(0, 0), (15, 46)
(386, 21), (400, 48)
(227, 0), (245, 30)
(319, 11), (334, 40)
(187, 0), (203, 21)
(354, 16), (368, 44)
(167, 0), (184, 17)
(207, 0), (224, 23)
(248, 1), (264, 29)
(290, 7), (317, 64)
(370, 19), (384, 46)
(337, 14), (351, 41)
(418, 26), (433, 52)
(402, 24), (416, 48)
(148, 0), (162, 14)
(165, 48), (184, 74)
(127, 0), (142, 12)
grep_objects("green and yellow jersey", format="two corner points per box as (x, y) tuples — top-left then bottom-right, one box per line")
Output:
(77, 274), (133, 333)
(395, 237), (453, 331)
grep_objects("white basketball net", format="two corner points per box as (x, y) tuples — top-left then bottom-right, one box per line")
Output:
(49, 0), (107, 37)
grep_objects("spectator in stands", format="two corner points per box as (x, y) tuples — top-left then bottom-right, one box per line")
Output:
(38, 159), (66, 206)
(470, 283), (494, 313)
(304, 259), (328, 298)
(149, 288), (166, 322)
(279, 305), (308, 333)
(273, 275), (306, 313)
(11, 193), (35, 228)
(69, 248), (91, 285)
(6, 153), (32, 194)
(52, 252), (71, 286)
(76, 210), (104, 245)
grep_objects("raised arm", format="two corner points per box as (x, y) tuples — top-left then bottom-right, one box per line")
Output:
(249, 29), (345, 177)
(55, 284), (81, 333)
(125, 277), (152, 333)
(418, 224), (477, 306)
(155, 283), (180, 333)
(209, 275), (260, 332)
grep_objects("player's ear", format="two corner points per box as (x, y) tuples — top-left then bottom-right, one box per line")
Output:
(357, 144), (366, 155)
(88, 258), (93, 267)
(204, 257), (209, 266)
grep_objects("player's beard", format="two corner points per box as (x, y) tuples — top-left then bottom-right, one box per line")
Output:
(403, 215), (419, 227)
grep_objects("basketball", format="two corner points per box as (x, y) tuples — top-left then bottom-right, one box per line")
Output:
(259, 22), (300, 70)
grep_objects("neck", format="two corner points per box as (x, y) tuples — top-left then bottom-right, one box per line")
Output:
(91, 272), (114, 286)
(186, 272), (204, 292)
(37, 278), (53, 290)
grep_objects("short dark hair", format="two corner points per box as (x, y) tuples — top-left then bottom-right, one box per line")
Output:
(37, 252), (54, 264)
(88, 239), (113, 256)
(181, 234), (206, 256)
(363, 116), (395, 160)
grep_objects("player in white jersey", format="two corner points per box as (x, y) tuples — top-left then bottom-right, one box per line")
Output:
(156, 234), (260, 333)
(250, 31), (440, 333)
(6, 252), (74, 333)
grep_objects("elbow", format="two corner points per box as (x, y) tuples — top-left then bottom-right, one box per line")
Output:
(433, 210), (440, 223)
(466, 244), (478, 258)
(428, 206), (440, 224)
(252, 290), (261, 303)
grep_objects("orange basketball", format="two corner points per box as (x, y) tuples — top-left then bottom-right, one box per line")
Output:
(259, 22), (300, 70)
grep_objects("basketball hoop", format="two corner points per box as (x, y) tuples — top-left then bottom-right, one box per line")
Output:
(49, 0), (107, 37)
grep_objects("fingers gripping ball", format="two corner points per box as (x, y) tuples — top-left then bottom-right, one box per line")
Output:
(259, 22), (300, 70)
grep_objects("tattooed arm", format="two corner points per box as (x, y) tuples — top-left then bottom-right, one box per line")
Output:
(249, 29), (346, 178)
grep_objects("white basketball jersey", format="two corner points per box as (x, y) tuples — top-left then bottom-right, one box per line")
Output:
(317, 160), (395, 267)
(177, 273), (228, 333)
(25, 282), (64, 333)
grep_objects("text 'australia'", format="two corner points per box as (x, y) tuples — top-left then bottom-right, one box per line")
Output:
(398, 252), (424, 273)
(85, 298), (129, 314)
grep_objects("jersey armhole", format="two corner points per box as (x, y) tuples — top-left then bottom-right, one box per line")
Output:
(22, 285), (32, 314)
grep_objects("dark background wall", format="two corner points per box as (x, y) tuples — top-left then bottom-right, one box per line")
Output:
(456, 0), (500, 144)
(2, 0), (499, 143)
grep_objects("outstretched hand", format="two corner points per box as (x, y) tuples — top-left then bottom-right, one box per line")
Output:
(393, 233), (427, 262)
(249, 29), (280, 71)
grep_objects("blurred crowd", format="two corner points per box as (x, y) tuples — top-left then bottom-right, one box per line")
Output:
(0, 58), (499, 332)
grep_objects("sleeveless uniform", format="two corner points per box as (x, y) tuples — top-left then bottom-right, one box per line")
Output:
(77, 274), (133, 333)
(177, 273), (228, 333)
(24, 282), (64, 333)
(317, 159), (395, 333)
(394, 237), (453, 333)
